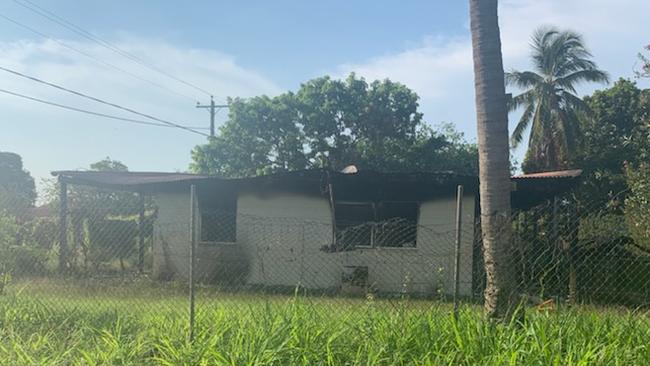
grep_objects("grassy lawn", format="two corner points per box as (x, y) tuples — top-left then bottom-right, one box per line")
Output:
(1, 279), (649, 365)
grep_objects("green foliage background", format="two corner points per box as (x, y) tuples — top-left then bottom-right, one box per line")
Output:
(191, 74), (478, 177)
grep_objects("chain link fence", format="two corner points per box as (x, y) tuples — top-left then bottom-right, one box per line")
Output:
(507, 190), (650, 307)
(0, 181), (648, 340)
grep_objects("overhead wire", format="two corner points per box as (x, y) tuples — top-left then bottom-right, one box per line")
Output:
(0, 88), (209, 130)
(0, 12), (199, 102)
(12, 0), (216, 99)
(0, 65), (210, 137)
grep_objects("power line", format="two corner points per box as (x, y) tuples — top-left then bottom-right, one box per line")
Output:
(0, 65), (210, 137)
(13, 0), (214, 98)
(0, 88), (209, 130)
(0, 12), (199, 102)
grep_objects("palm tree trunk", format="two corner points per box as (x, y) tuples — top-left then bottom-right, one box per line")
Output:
(469, 0), (515, 319)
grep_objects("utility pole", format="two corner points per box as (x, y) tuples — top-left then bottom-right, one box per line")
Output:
(196, 96), (228, 137)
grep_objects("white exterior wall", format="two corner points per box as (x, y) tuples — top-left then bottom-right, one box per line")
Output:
(152, 190), (247, 282)
(415, 196), (475, 296)
(152, 191), (190, 279)
(153, 190), (476, 297)
(237, 192), (338, 290)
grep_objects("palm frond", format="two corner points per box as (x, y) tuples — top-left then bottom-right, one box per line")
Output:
(525, 101), (548, 169)
(531, 27), (561, 72)
(505, 71), (543, 89)
(508, 90), (536, 111)
(554, 104), (585, 167)
(557, 69), (609, 90)
(531, 29), (557, 75)
(511, 102), (535, 147)
(562, 108), (582, 156)
(554, 109), (571, 158)
(561, 91), (594, 117)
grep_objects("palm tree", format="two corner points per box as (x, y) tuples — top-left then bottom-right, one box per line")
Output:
(469, 0), (514, 319)
(507, 27), (609, 173)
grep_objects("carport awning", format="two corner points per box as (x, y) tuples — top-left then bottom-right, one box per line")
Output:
(51, 170), (211, 192)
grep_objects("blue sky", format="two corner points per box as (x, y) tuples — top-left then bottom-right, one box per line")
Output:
(1, 0), (648, 195)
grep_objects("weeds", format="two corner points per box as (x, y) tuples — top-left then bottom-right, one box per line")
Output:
(0, 283), (649, 365)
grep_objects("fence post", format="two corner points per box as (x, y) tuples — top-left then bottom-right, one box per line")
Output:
(137, 191), (145, 273)
(453, 185), (464, 318)
(189, 184), (197, 342)
(552, 196), (559, 245)
(58, 177), (68, 273)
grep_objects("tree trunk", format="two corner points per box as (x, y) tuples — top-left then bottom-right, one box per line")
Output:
(469, 0), (515, 319)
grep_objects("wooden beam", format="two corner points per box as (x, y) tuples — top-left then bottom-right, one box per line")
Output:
(326, 172), (337, 251)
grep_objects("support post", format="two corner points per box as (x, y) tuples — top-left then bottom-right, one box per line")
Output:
(137, 192), (145, 273)
(326, 172), (337, 251)
(453, 185), (464, 318)
(552, 196), (559, 245)
(566, 198), (578, 305)
(209, 97), (215, 137)
(58, 178), (68, 273)
(188, 184), (197, 342)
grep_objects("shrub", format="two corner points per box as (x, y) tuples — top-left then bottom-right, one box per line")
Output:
(22, 217), (58, 249)
(1, 213), (53, 279)
(625, 163), (650, 250)
(87, 218), (137, 270)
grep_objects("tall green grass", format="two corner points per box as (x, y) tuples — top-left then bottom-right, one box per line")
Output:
(1, 281), (649, 365)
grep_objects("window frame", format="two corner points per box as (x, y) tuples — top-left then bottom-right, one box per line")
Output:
(334, 201), (375, 249)
(333, 200), (420, 249)
(198, 197), (237, 245)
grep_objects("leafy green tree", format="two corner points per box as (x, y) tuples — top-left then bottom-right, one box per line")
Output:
(72, 158), (139, 270)
(575, 79), (650, 208)
(70, 157), (135, 214)
(636, 44), (650, 78)
(192, 94), (306, 177)
(507, 27), (609, 173)
(44, 157), (140, 271)
(0, 152), (36, 216)
(191, 74), (478, 176)
(89, 158), (128, 172)
(625, 163), (650, 251)
(297, 75), (423, 170)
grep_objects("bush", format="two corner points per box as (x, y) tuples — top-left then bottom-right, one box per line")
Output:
(87, 218), (137, 269)
(625, 163), (650, 250)
(0, 212), (19, 293)
(22, 217), (58, 249)
(0, 213), (57, 281)
(4, 246), (49, 276)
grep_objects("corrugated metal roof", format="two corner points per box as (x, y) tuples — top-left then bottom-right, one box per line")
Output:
(511, 169), (582, 179)
(51, 168), (582, 191)
(51, 170), (209, 187)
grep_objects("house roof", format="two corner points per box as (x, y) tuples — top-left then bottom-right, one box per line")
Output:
(510, 169), (583, 209)
(51, 169), (477, 188)
(51, 168), (582, 208)
(53, 168), (583, 187)
(511, 169), (583, 179)
(51, 170), (209, 190)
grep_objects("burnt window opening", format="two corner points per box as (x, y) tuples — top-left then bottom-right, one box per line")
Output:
(335, 203), (374, 248)
(199, 190), (237, 243)
(334, 201), (418, 249)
